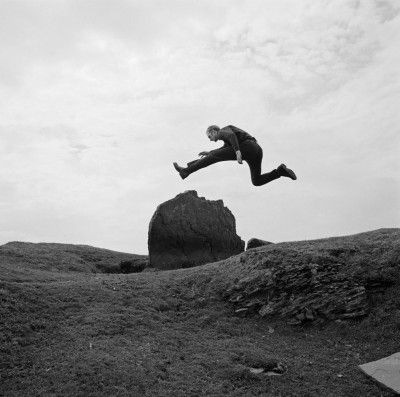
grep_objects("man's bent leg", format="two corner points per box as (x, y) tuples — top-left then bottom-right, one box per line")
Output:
(242, 141), (281, 186)
(251, 169), (280, 186)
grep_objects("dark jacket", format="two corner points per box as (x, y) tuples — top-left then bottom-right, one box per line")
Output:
(216, 125), (257, 152)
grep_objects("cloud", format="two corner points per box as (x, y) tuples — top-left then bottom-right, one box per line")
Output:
(212, 0), (399, 110)
(0, 0), (398, 252)
(0, 0), (226, 88)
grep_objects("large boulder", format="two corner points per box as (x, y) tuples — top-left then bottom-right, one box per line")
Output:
(148, 190), (245, 270)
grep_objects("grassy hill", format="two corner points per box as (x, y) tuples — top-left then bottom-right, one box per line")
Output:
(0, 229), (399, 396)
(0, 242), (147, 281)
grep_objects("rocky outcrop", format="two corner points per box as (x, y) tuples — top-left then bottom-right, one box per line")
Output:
(148, 191), (245, 270)
(246, 238), (273, 250)
(224, 258), (369, 324)
(119, 258), (148, 273)
(222, 228), (400, 324)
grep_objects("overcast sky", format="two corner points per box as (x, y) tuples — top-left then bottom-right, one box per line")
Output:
(0, 0), (399, 254)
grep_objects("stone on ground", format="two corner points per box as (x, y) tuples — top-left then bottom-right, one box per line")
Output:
(246, 238), (273, 250)
(359, 352), (400, 394)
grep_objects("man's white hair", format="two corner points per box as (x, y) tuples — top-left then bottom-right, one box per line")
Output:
(206, 125), (220, 136)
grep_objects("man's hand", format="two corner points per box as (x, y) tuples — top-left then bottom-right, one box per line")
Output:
(236, 150), (243, 164)
(198, 151), (209, 157)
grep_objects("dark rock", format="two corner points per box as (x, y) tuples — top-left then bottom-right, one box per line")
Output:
(218, 228), (400, 325)
(119, 258), (148, 273)
(148, 190), (245, 270)
(225, 258), (370, 323)
(246, 238), (273, 250)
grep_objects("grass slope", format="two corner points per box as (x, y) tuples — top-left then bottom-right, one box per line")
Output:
(0, 242), (147, 280)
(1, 229), (399, 396)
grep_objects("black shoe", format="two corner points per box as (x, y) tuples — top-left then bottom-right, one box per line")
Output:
(277, 164), (297, 180)
(173, 162), (189, 180)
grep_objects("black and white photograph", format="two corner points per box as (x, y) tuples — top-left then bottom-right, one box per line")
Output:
(1, 0), (399, 395)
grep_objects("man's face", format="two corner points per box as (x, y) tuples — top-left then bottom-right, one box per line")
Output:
(207, 129), (219, 142)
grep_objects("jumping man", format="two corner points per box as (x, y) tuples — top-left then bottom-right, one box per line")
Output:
(173, 125), (297, 186)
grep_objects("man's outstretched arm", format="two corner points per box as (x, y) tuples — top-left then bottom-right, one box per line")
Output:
(202, 141), (229, 156)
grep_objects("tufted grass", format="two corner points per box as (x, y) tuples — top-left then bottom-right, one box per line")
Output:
(0, 228), (399, 396)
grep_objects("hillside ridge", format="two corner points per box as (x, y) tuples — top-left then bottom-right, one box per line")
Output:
(1, 228), (399, 396)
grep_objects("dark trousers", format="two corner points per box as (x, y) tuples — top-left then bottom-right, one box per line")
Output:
(186, 140), (280, 186)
